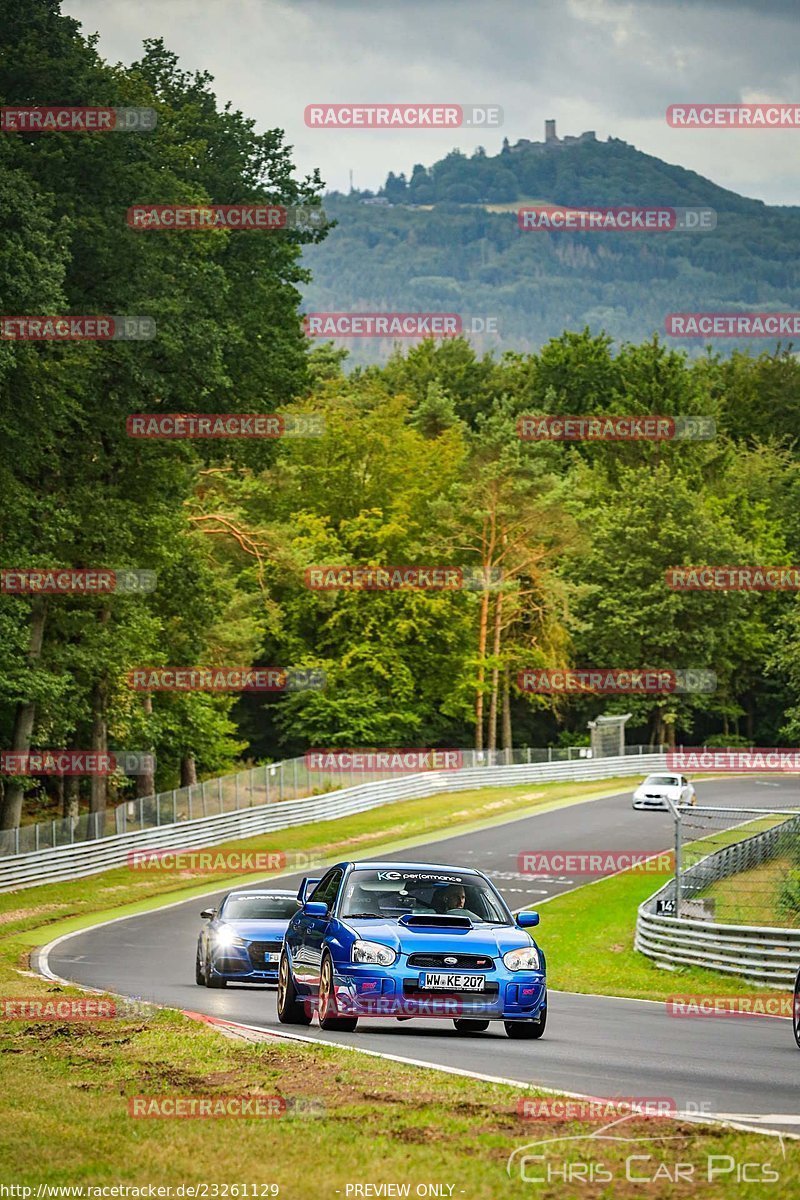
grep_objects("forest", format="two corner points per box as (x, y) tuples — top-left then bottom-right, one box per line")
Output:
(3, 1), (800, 830)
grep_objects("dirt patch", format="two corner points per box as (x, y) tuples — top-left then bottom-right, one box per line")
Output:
(0, 904), (69, 926)
(323, 827), (407, 850)
(392, 1126), (450, 1144)
(1, 1021), (149, 1055)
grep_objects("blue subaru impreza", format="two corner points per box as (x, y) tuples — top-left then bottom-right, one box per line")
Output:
(277, 861), (546, 1037)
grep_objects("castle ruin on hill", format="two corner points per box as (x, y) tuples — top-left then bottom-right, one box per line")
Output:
(510, 119), (597, 153)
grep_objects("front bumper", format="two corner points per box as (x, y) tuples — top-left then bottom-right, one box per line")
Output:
(633, 795), (669, 809)
(329, 961), (547, 1020)
(209, 945), (281, 983)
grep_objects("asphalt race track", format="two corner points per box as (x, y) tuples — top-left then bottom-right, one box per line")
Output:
(41, 777), (800, 1134)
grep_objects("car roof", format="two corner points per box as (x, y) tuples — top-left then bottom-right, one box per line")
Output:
(338, 861), (482, 875)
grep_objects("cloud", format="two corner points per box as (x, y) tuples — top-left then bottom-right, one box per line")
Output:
(62, 0), (800, 204)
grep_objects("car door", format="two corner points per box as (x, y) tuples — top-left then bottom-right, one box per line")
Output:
(299, 869), (343, 989)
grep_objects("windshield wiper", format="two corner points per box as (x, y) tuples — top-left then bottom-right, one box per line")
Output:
(344, 913), (381, 919)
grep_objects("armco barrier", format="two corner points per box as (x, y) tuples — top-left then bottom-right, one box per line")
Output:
(636, 906), (800, 987)
(636, 813), (800, 987)
(7, 744), (665, 856)
(0, 753), (667, 892)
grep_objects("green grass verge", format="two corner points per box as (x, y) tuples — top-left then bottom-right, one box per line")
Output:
(2, 990), (794, 1197)
(696, 856), (799, 928)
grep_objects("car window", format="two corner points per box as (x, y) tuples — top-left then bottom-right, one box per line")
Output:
(221, 894), (300, 920)
(340, 868), (511, 924)
(310, 869), (343, 911)
(646, 776), (679, 786)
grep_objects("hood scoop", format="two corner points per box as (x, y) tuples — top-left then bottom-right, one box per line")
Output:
(398, 914), (473, 930)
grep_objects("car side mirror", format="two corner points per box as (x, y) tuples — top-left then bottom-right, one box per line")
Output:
(200, 908), (216, 920)
(304, 901), (329, 918)
(517, 911), (539, 928)
(297, 876), (322, 904)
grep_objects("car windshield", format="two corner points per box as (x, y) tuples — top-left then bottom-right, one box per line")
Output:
(339, 868), (511, 924)
(221, 894), (299, 920)
(646, 776), (680, 786)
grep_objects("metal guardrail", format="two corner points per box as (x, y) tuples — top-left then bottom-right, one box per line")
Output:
(1, 743), (664, 857)
(636, 811), (800, 986)
(0, 752), (668, 892)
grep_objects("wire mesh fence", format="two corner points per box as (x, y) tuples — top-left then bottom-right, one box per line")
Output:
(0, 743), (663, 858)
(660, 804), (800, 927)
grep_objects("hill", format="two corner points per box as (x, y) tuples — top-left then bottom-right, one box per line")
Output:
(300, 125), (800, 365)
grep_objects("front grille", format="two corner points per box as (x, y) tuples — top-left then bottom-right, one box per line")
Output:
(248, 939), (283, 967)
(215, 957), (249, 974)
(406, 953), (494, 969)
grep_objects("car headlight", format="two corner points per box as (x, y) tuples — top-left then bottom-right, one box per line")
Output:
(213, 925), (247, 949)
(351, 940), (397, 966)
(503, 945), (541, 971)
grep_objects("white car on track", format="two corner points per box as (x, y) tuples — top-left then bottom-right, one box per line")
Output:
(632, 773), (695, 811)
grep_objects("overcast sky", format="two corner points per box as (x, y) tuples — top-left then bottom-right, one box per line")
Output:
(63, 0), (800, 205)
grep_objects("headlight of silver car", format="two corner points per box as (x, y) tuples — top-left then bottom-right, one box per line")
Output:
(503, 945), (541, 971)
(351, 940), (397, 966)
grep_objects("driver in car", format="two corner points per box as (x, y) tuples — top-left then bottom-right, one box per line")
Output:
(442, 884), (466, 910)
(432, 884), (472, 914)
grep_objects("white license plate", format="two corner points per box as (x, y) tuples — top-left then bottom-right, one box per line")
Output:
(267, 952), (280, 963)
(420, 972), (486, 991)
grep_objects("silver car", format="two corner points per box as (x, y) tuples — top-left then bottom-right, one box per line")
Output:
(632, 773), (695, 810)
